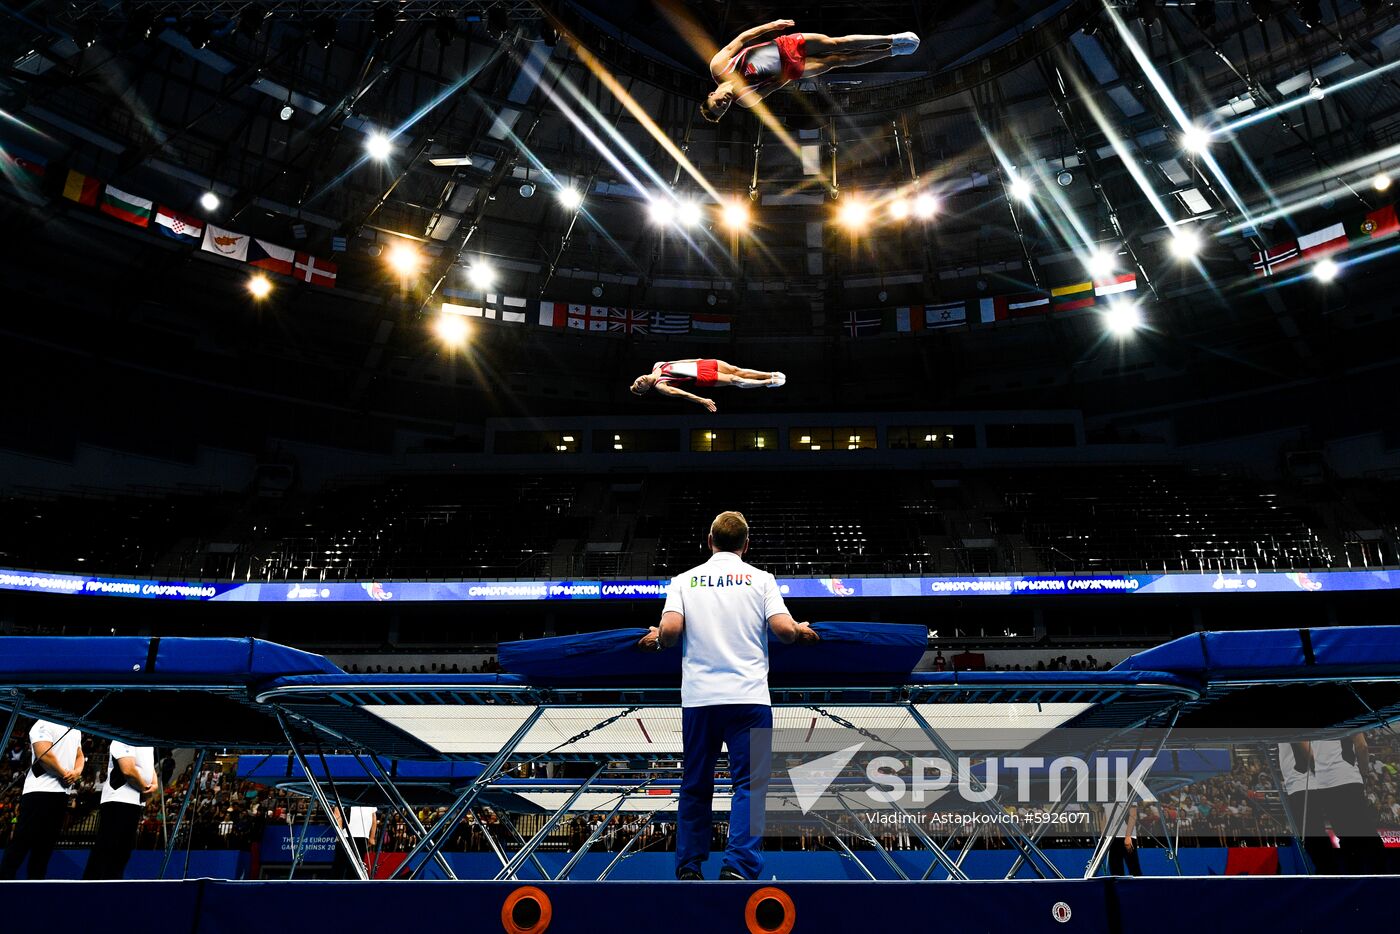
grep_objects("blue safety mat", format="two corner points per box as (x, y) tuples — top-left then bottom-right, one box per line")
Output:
(496, 622), (928, 685)
(1114, 626), (1400, 679)
(0, 636), (341, 683)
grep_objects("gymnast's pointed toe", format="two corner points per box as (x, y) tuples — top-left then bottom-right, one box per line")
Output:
(768, 372), (787, 388)
(892, 32), (920, 56)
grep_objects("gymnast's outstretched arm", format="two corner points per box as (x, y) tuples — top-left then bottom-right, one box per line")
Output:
(656, 382), (717, 412)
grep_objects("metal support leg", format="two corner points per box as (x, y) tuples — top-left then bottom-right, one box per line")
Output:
(160, 748), (206, 879)
(1151, 793), (1183, 877)
(354, 753), (458, 880)
(495, 763), (606, 881)
(597, 805), (670, 881)
(1085, 799), (1130, 878)
(905, 704), (1063, 879)
(474, 809), (512, 868)
(802, 807), (878, 880)
(833, 793), (909, 880)
(390, 706), (546, 880)
(1263, 740), (1313, 875)
(555, 779), (655, 880)
(0, 691), (23, 755)
(885, 794), (968, 881)
(276, 715), (367, 880)
(495, 810), (555, 882)
(288, 797), (315, 880)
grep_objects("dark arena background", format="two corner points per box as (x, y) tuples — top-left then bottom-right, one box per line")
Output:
(2, 0), (1400, 929)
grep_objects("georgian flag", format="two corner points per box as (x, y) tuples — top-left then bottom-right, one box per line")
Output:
(568, 305), (609, 331)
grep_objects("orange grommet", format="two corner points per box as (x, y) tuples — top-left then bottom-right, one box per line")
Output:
(501, 885), (552, 934)
(745, 886), (796, 934)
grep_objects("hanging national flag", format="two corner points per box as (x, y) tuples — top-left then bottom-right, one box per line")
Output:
(691, 314), (732, 333)
(294, 252), (337, 287)
(1351, 204), (1399, 242)
(201, 223), (250, 262)
(538, 301), (570, 327)
(99, 185), (153, 227)
(443, 301), (487, 317)
(62, 169), (101, 207)
(568, 305), (609, 331)
(844, 310), (882, 337)
(1297, 222), (1347, 260)
(889, 306), (924, 333)
(608, 308), (649, 334)
(926, 301), (968, 329)
(500, 294), (528, 324)
(649, 311), (690, 335)
(979, 292), (1050, 322)
(153, 205), (203, 242)
(0, 146), (46, 178)
(1050, 280), (1096, 312)
(1093, 272), (1137, 298)
(248, 239), (295, 275)
(331, 235), (347, 252)
(1251, 240), (1299, 277)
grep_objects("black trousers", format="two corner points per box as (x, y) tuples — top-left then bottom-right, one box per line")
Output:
(1107, 838), (1142, 876)
(83, 801), (143, 880)
(331, 836), (370, 879)
(0, 792), (70, 879)
(1286, 784), (1385, 875)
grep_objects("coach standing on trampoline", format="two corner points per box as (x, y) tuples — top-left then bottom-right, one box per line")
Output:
(639, 511), (818, 880)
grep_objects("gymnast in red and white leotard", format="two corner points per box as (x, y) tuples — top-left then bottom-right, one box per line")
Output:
(631, 359), (785, 412)
(701, 19), (920, 122)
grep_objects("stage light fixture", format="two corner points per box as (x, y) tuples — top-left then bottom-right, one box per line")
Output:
(279, 103), (294, 121)
(247, 274), (272, 299)
(1008, 175), (1034, 203)
(914, 192), (939, 218)
(1374, 173), (1392, 192)
(185, 18), (213, 49)
(677, 199), (703, 227)
(74, 20), (97, 49)
(519, 182), (536, 198)
(837, 197), (872, 230)
(1088, 248), (1116, 278)
(722, 199), (751, 230)
(1056, 169), (1074, 187)
(435, 313), (468, 345)
(199, 191), (220, 211)
(366, 132), (392, 161)
(1313, 257), (1339, 282)
(1308, 78), (1326, 101)
(557, 186), (582, 210)
(467, 260), (496, 290)
(648, 198), (676, 226)
(386, 241), (422, 276)
(1297, 0), (1323, 28)
(127, 7), (157, 40)
(1182, 124), (1212, 154)
(591, 284), (604, 298)
(1169, 228), (1202, 259)
(487, 7), (509, 39)
(1104, 301), (1142, 336)
(888, 198), (911, 220)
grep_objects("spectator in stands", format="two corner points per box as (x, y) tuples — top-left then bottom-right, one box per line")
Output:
(0, 719), (83, 879)
(638, 510), (818, 881)
(84, 741), (158, 879)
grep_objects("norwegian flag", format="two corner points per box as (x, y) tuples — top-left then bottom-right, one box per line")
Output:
(1251, 240), (1300, 277)
(608, 308), (649, 334)
(294, 252), (337, 288)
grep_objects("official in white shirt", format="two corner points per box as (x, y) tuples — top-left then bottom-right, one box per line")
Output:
(1278, 736), (1383, 874)
(0, 719), (84, 879)
(639, 511), (818, 880)
(83, 741), (157, 879)
(331, 805), (379, 878)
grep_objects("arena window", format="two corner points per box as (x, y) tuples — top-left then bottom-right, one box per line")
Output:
(790, 427), (876, 452)
(985, 423), (1076, 448)
(888, 426), (974, 449)
(593, 429), (680, 453)
(689, 429), (777, 453)
(494, 431), (582, 454)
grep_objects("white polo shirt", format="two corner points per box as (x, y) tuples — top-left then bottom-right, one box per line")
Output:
(101, 742), (155, 806)
(663, 550), (789, 708)
(1278, 738), (1364, 794)
(347, 806), (376, 839)
(22, 720), (82, 796)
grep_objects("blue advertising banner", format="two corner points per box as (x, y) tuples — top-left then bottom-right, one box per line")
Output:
(0, 567), (1393, 603)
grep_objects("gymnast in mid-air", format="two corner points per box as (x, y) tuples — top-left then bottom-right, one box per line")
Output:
(631, 359), (785, 412)
(702, 19), (920, 122)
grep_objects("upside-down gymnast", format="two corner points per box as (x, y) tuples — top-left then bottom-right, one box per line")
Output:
(702, 19), (920, 122)
(630, 359), (785, 412)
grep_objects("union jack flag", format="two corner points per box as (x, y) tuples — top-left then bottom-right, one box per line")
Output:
(608, 308), (649, 334)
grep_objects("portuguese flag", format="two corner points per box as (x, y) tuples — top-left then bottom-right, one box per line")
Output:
(99, 185), (153, 227)
(62, 169), (101, 206)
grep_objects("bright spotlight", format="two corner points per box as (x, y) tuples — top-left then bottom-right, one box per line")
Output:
(247, 274), (273, 299)
(1181, 124), (1212, 154)
(721, 199), (751, 230)
(557, 186), (582, 210)
(1308, 79), (1326, 101)
(888, 198), (911, 220)
(1104, 301), (1142, 336)
(1087, 249), (1116, 279)
(386, 241), (422, 276)
(648, 198), (676, 226)
(199, 191), (220, 211)
(1008, 175), (1033, 203)
(466, 260), (496, 290)
(837, 197), (872, 230)
(435, 313), (469, 345)
(1313, 257), (1340, 282)
(1373, 173), (1392, 192)
(1168, 228), (1202, 260)
(676, 199), (703, 227)
(913, 192), (939, 219)
(366, 132), (393, 161)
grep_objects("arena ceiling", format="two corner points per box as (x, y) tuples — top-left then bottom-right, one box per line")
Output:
(3, 0), (1400, 322)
